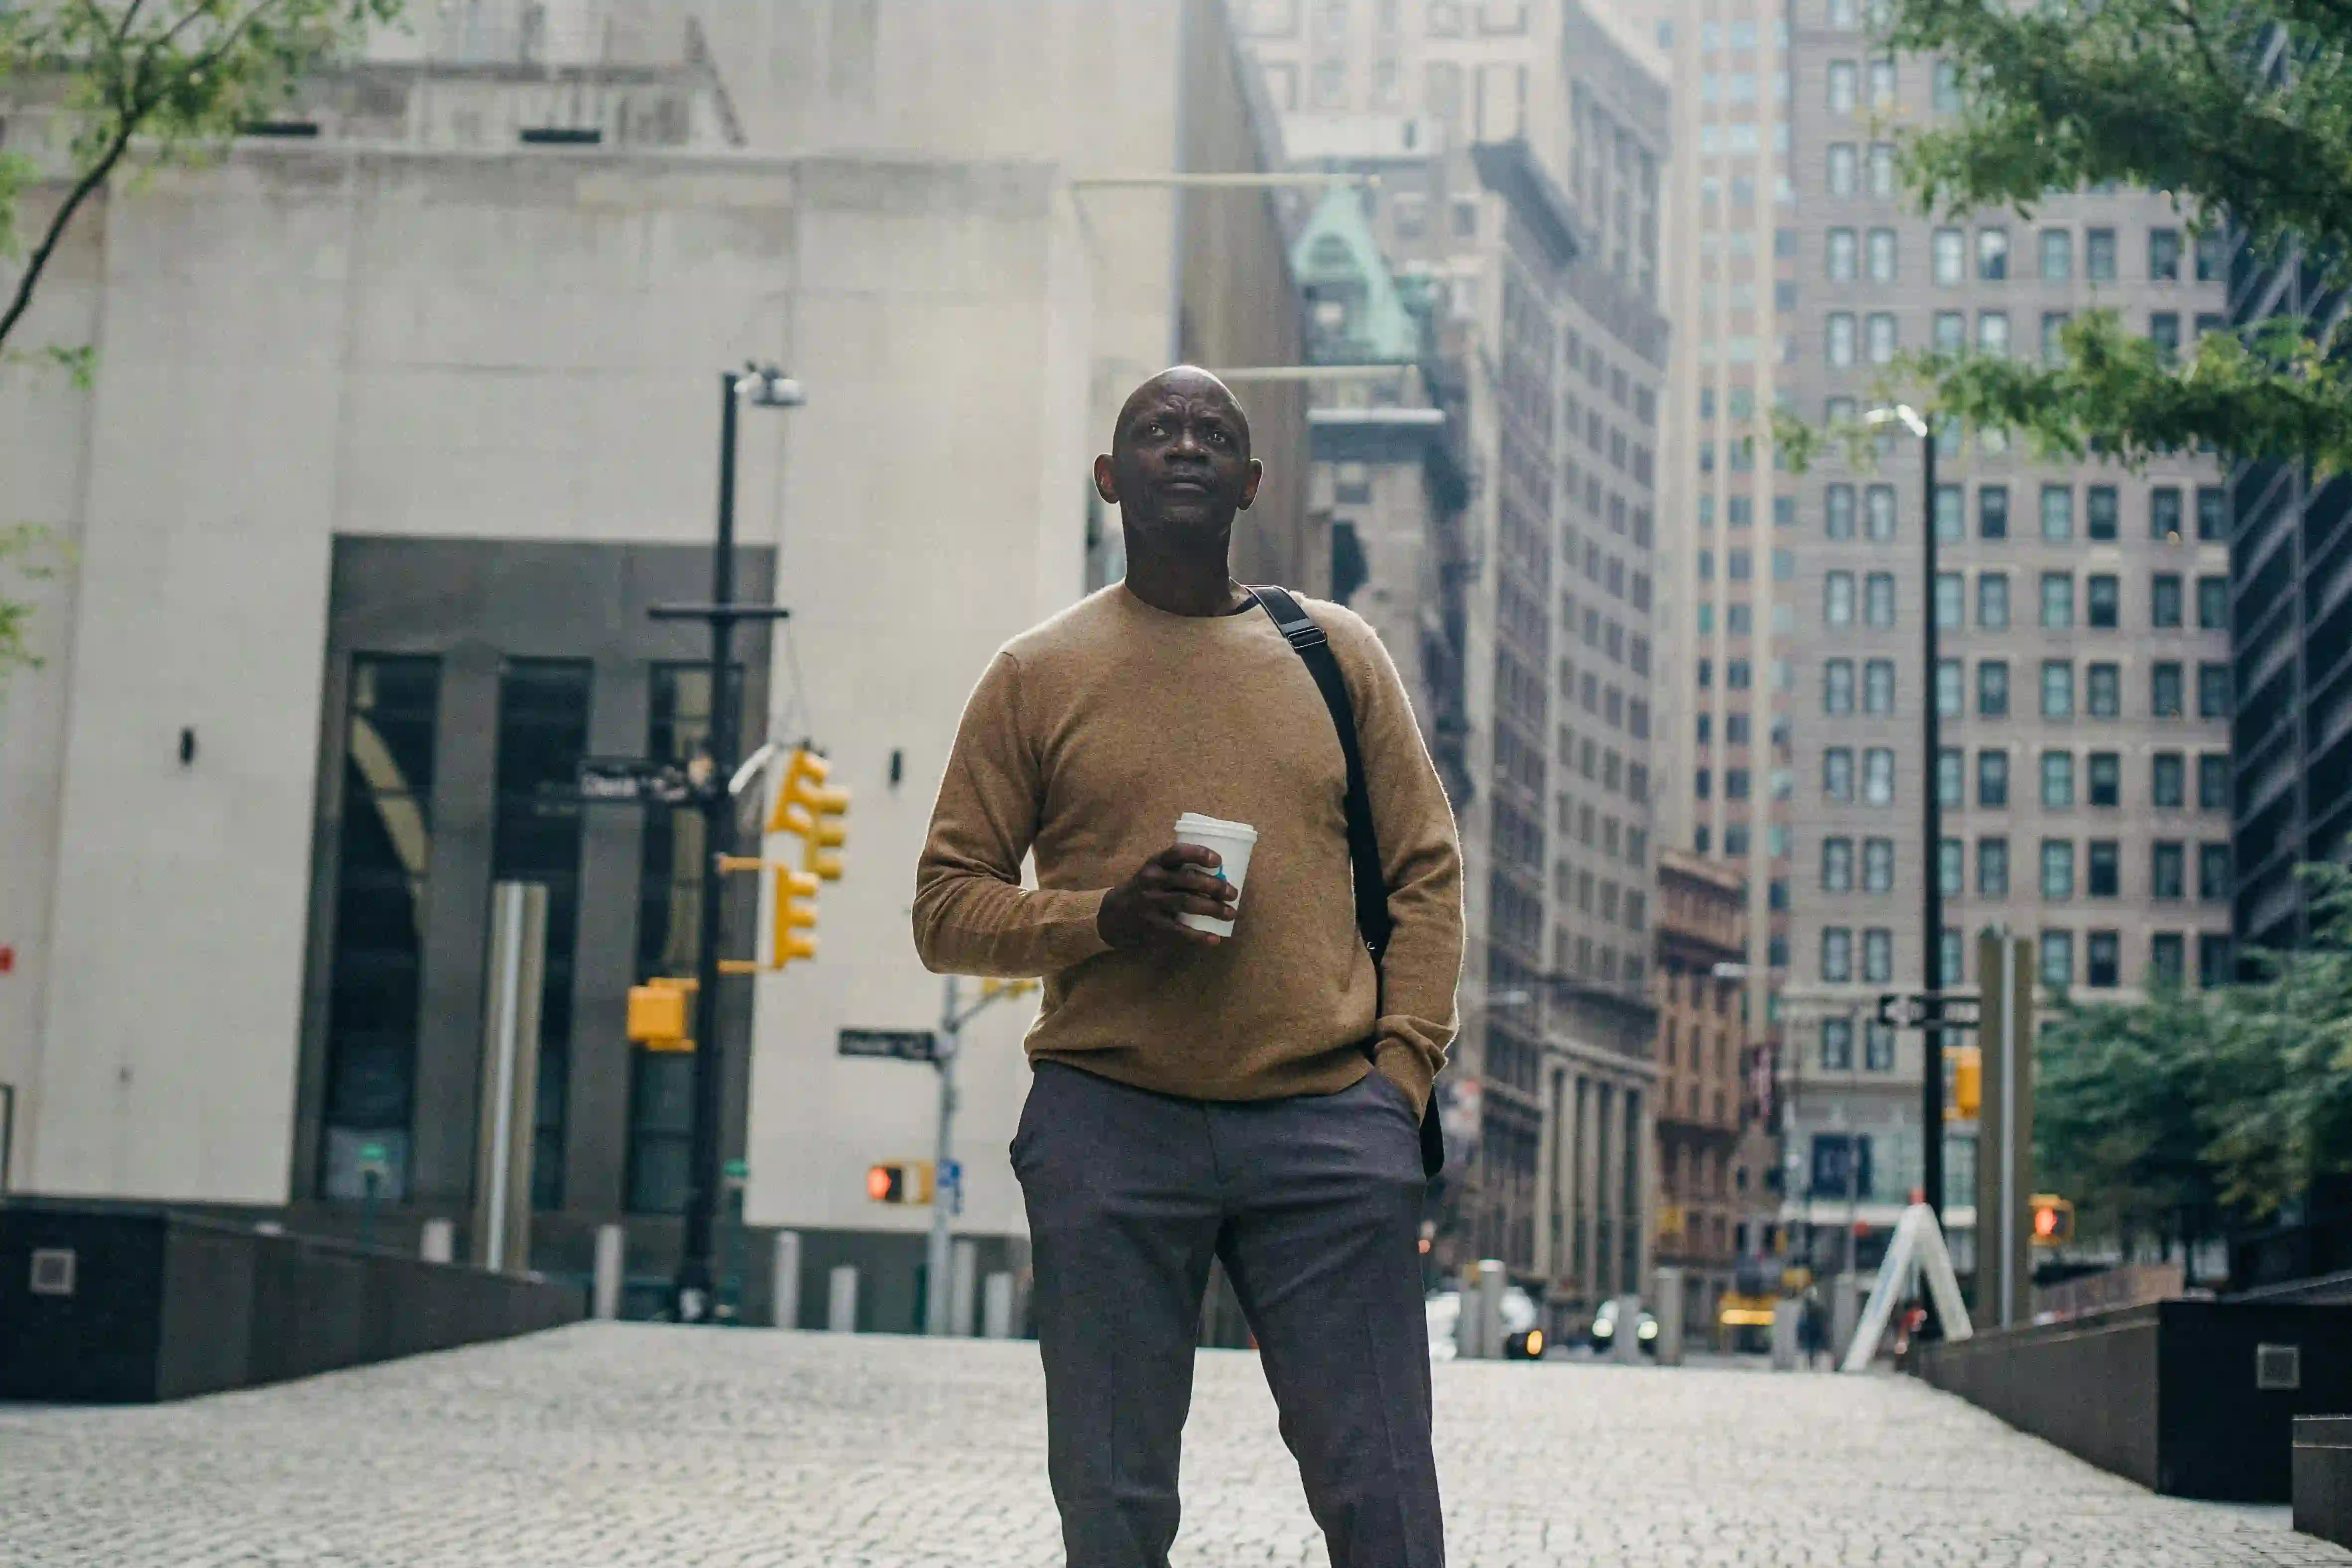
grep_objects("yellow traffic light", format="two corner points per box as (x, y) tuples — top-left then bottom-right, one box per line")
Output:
(774, 867), (820, 968)
(769, 747), (851, 882)
(865, 1161), (934, 1205)
(627, 977), (696, 1053)
(2030, 1195), (2075, 1246)
(1946, 1045), (1982, 1121)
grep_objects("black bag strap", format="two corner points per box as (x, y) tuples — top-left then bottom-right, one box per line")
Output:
(1246, 586), (1392, 964)
(1249, 585), (1445, 1181)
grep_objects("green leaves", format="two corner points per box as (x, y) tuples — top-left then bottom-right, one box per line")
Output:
(2037, 864), (2352, 1233)
(0, 524), (64, 681)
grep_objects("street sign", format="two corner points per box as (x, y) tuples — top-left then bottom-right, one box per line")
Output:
(723, 1158), (748, 1180)
(1874, 992), (1981, 1030)
(838, 1027), (939, 1064)
(576, 756), (695, 806)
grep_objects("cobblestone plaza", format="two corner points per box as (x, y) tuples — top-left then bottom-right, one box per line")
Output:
(0, 1324), (2342, 1567)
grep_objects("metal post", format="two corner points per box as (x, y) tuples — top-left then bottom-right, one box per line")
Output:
(676, 370), (742, 1325)
(1920, 425), (1947, 1227)
(593, 1223), (624, 1320)
(983, 1271), (1015, 1339)
(420, 1217), (455, 1263)
(926, 976), (961, 1335)
(475, 881), (548, 1275)
(827, 1264), (859, 1332)
(771, 1230), (802, 1329)
(950, 1239), (979, 1338)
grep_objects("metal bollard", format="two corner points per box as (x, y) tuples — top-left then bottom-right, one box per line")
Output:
(983, 1271), (1015, 1339)
(419, 1217), (455, 1264)
(1474, 1259), (1508, 1360)
(1770, 1299), (1802, 1371)
(1653, 1267), (1685, 1366)
(949, 1240), (979, 1337)
(1832, 1271), (1862, 1366)
(771, 1231), (802, 1330)
(1613, 1293), (1646, 1365)
(592, 1224), (624, 1320)
(827, 1264), (859, 1332)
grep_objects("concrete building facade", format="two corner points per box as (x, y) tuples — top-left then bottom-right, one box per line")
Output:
(0, 0), (1314, 1329)
(1650, 848), (1746, 1328)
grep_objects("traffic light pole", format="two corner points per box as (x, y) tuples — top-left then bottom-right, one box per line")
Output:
(925, 975), (962, 1336)
(1919, 425), (1947, 1231)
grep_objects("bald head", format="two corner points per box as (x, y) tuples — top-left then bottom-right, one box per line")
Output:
(1094, 366), (1265, 560)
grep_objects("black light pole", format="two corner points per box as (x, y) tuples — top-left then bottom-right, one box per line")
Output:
(659, 365), (802, 1324)
(1873, 403), (1946, 1229)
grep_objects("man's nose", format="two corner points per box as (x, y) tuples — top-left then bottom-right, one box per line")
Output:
(1172, 424), (1204, 456)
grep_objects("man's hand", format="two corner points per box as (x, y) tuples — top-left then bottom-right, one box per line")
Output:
(1097, 844), (1239, 950)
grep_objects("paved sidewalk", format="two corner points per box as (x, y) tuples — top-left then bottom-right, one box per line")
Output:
(3, 1323), (2346, 1566)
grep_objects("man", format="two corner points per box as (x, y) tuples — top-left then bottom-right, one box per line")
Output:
(914, 366), (1464, 1568)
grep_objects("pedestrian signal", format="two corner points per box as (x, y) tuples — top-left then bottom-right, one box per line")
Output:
(866, 1161), (934, 1206)
(2029, 1194), (2075, 1246)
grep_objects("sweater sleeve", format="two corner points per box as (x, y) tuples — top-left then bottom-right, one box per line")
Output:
(1330, 608), (1466, 1116)
(912, 651), (1114, 978)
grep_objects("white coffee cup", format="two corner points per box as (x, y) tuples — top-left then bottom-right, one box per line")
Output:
(1173, 812), (1258, 937)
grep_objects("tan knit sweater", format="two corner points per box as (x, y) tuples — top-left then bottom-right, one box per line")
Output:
(912, 583), (1464, 1112)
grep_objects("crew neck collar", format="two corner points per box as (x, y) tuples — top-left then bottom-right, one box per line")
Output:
(1116, 581), (1262, 623)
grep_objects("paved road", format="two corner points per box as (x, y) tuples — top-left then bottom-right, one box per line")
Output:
(4, 1324), (2345, 1566)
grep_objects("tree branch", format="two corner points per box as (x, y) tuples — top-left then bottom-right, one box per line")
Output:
(0, 123), (135, 354)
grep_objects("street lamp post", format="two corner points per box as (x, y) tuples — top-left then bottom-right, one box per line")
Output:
(1867, 403), (1946, 1232)
(660, 364), (803, 1325)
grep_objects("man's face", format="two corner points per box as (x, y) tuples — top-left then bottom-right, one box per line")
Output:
(1096, 376), (1262, 540)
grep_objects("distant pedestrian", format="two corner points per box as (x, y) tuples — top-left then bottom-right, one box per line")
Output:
(915, 366), (1466, 1568)
(1799, 1290), (1827, 1370)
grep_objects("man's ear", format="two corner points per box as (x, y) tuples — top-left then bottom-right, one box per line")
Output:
(1093, 454), (1119, 506)
(1237, 458), (1264, 512)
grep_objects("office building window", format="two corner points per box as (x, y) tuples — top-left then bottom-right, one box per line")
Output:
(1980, 749), (2010, 807)
(2152, 752), (2186, 808)
(2087, 228), (2117, 281)
(2089, 751), (2122, 807)
(1826, 484), (1857, 538)
(2041, 661), (2074, 720)
(2040, 228), (2072, 280)
(1823, 927), (1854, 982)
(1978, 227), (2009, 280)
(1829, 142), (1858, 195)
(2151, 486), (2183, 540)
(1864, 747), (1896, 805)
(1865, 572), (1896, 627)
(2199, 753), (2230, 811)
(1935, 483), (1964, 542)
(2198, 485), (2229, 541)
(2040, 573), (2075, 629)
(1865, 837), (1897, 893)
(1940, 838), (1964, 898)
(492, 658), (593, 1211)
(1868, 228), (1898, 281)
(2199, 933), (2232, 988)
(2151, 933), (2186, 984)
(2042, 839), (2075, 899)
(2087, 931), (2121, 988)
(2201, 842), (2232, 901)
(1979, 836), (2011, 897)
(2150, 226), (2183, 280)
(2198, 575), (2228, 630)
(1867, 313), (1899, 363)
(1863, 928), (1894, 983)
(1823, 837), (1856, 892)
(2152, 661), (2185, 718)
(1980, 659), (2010, 717)
(2151, 841), (2185, 900)
(1828, 312), (1857, 365)
(1828, 228), (1859, 281)
(2088, 662), (2121, 719)
(2041, 929), (2075, 987)
(2088, 575), (2120, 629)
(1822, 1017), (1855, 1070)
(1826, 570), (1856, 625)
(1825, 746), (1857, 801)
(2088, 839), (2121, 897)
(2042, 750), (2075, 808)
(1869, 143), (1896, 198)
(2200, 662), (2232, 718)
(1868, 57), (1896, 111)
(2151, 312), (2181, 362)
(1867, 658), (1898, 715)
(2086, 485), (2118, 541)
(1825, 659), (1857, 714)
(1937, 659), (1963, 718)
(1829, 59), (1857, 112)
(1979, 312), (2009, 357)
(2043, 311), (2071, 365)
(1933, 227), (1965, 284)
(1864, 1021), (1897, 1072)
(318, 655), (442, 1203)
(2039, 485), (2073, 543)
(1935, 311), (1967, 354)
(1978, 573), (2010, 630)
(1938, 748), (1964, 807)
(1981, 485), (2008, 539)
(2152, 574), (2184, 629)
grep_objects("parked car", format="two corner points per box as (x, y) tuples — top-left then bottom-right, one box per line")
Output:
(1588, 1298), (1659, 1356)
(1425, 1287), (1547, 1360)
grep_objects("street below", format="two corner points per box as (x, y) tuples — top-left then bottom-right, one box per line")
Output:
(2, 1323), (2342, 1567)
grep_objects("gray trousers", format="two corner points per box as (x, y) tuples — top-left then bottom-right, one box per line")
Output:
(1012, 1061), (1443, 1568)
